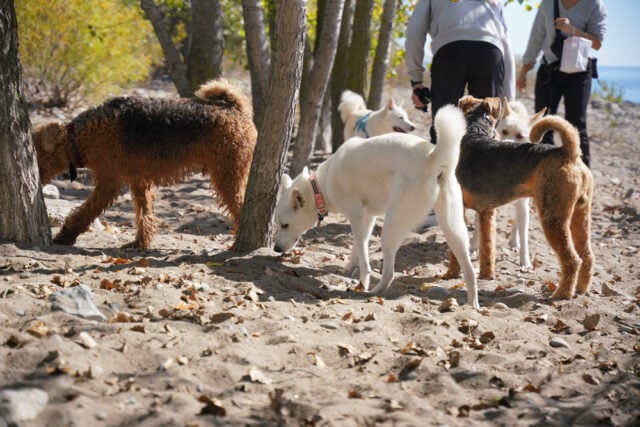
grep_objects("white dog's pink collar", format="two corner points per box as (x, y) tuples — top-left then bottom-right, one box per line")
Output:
(309, 175), (328, 223)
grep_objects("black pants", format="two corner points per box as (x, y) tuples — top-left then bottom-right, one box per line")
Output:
(534, 59), (594, 167)
(430, 40), (505, 143)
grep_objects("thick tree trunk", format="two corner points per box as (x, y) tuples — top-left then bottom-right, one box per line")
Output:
(234, 0), (307, 252)
(141, 0), (193, 96)
(187, 0), (224, 88)
(289, 0), (344, 176)
(242, 0), (271, 127)
(368, 0), (397, 110)
(0, 1), (51, 245)
(329, 0), (352, 151)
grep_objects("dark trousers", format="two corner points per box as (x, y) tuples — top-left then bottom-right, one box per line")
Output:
(534, 59), (594, 167)
(430, 40), (505, 143)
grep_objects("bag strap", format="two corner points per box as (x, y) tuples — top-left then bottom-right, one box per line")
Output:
(554, 0), (562, 40)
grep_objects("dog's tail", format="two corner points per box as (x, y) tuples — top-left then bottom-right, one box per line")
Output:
(195, 79), (252, 115)
(430, 104), (466, 172)
(338, 90), (367, 123)
(529, 115), (581, 161)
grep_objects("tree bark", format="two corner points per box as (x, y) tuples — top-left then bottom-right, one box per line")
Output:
(242, 0), (271, 127)
(346, 0), (373, 96)
(368, 0), (397, 110)
(329, 0), (352, 151)
(0, 0), (51, 245)
(289, 0), (344, 176)
(141, 0), (193, 96)
(234, 0), (307, 252)
(187, 0), (224, 88)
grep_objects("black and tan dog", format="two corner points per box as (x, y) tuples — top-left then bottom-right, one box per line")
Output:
(445, 95), (593, 299)
(33, 79), (257, 249)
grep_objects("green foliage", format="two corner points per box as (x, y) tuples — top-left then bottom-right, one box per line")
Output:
(593, 80), (625, 104)
(16, 0), (161, 106)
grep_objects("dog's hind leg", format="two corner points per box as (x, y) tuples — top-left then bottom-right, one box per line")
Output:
(435, 187), (479, 308)
(54, 179), (121, 245)
(570, 190), (593, 294)
(206, 158), (249, 232)
(126, 182), (157, 250)
(539, 210), (581, 299)
(346, 214), (376, 290)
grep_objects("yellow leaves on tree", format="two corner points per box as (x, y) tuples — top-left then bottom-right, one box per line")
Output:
(16, 1), (162, 106)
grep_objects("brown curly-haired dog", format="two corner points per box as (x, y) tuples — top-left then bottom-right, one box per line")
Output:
(445, 95), (593, 300)
(33, 79), (257, 249)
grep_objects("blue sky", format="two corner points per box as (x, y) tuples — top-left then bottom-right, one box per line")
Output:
(504, 0), (640, 67)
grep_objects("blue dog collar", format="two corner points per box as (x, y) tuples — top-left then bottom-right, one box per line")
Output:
(354, 112), (372, 138)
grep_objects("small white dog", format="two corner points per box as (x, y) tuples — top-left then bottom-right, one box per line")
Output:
(338, 90), (416, 140)
(470, 99), (546, 269)
(274, 105), (479, 308)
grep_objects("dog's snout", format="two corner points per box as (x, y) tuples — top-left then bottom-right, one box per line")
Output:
(274, 245), (283, 253)
(409, 125), (416, 132)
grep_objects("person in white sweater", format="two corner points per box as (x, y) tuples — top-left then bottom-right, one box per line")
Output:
(517, 0), (606, 167)
(405, 0), (515, 143)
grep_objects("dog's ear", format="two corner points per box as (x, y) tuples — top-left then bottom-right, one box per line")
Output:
(35, 123), (65, 153)
(529, 107), (547, 125)
(458, 96), (482, 113)
(290, 188), (306, 211)
(281, 174), (292, 189)
(482, 97), (503, 121)
(503, 97), (512, 117)
(386, 98), (395, 111)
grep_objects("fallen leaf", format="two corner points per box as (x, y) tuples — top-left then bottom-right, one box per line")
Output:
(582, 313), (601, 331)
(198, 395), (226, 416)
(348, 388), (363, 399)
(27, 321), (48, 338)
(582, 372), (600, 385)
(307, 352), (326, 368)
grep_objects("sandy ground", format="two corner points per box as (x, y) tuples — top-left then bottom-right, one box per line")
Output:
(1, 84), (639, 426)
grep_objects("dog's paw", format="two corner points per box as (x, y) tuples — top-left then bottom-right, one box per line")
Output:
(121, 240), (150, 250)
(53, 234), (77, 246)
(551, 287), (575, 299)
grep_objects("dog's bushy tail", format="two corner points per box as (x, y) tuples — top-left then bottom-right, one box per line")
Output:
(529, 115), (581, 161)
(338, 90), (367, 123)
(195, 79), (252, 115)
(430, 104), (466, 172)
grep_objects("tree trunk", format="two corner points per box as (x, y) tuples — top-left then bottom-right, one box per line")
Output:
(367, 0), (397, 110)
(346, 0), (373, 95)
(329, 0), (352, 151)
(0, 1), (51, 245)
(242, 0), (271, 127)
(141, 0), (193, 96)
(234, 0), (307, 252)
(187, 0), (224, 88)
(289, 0), (344, 176)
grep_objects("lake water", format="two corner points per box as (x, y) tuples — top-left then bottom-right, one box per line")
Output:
(594, 65), (640, 104)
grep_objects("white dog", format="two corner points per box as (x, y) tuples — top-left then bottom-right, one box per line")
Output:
(274, 105), (479, 308)
(470, 99), (546, 269)
(338, 90), (416, 140)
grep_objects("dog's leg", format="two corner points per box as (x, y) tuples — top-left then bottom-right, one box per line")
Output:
(570, 192), (593, 294)
(347, 214), (376, 290)
(539, 209), (581, 299)
(435, 188), (479, 308)
(513, 198), (532, 269)
(54, 180), (121, 245)
(207, 160), (248, 232)
(126, 182), (157, 250)
(469, 211), (479, 253)
(478, 209), (496, 279)
(370, 189), (428, 294)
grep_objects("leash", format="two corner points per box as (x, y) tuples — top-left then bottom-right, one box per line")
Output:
(308, 175), (328, 225)
(354, 112), (372, 138)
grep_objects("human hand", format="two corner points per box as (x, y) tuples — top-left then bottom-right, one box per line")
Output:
(516, 73), (527, 92)
(555, 17), (574, 35)
(411, 83), (430, 112)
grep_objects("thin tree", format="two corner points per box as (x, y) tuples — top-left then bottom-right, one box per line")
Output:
(329, 0), (353, 151)
(234, 0), (307, 252)
(346, 0), (373, 95)
(141, 0), (224, 96)
(289, 0), (345, 176)
(367, 0), (398, 110)
(242, 0), (271, 127)
(0, 0), (51, 245)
